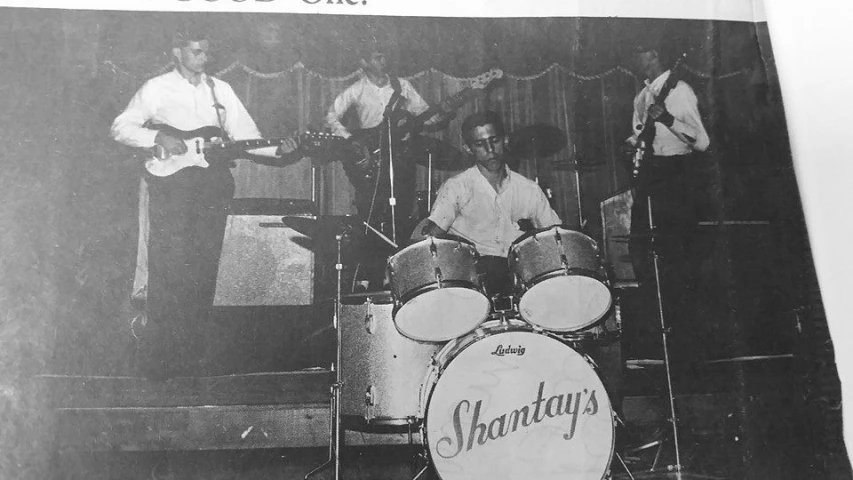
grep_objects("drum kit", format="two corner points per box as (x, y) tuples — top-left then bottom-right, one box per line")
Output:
(293, 125), (641, 480)
(303, 226), (625, 480)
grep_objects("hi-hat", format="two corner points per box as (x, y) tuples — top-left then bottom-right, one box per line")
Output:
(507, 124), (568, 158)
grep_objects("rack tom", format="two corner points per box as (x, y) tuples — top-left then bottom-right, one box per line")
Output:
(387, 236), (490, 342)
(509, 226), (611, 332)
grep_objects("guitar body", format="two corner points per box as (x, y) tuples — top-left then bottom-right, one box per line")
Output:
(144, 125), (231, 177)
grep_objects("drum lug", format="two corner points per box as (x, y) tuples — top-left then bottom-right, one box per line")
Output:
(364, 312), (375, 334)
(365, 385), (376, 406)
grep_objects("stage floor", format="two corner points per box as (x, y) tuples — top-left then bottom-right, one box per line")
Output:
(41, 370), (852, 479)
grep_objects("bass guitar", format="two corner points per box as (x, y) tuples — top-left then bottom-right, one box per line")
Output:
(143, 124), (343, 177)
(343, 68), (505, 182)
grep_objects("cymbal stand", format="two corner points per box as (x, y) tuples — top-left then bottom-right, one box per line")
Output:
(385, 117), (398, 245)
(645, 194), (686, 478)
(304, 233), (345, 480)
(573, 145), (585, 228)
(427, 151), (433, 212)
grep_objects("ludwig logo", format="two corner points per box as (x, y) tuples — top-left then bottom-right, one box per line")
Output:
(491, 344), (525, 356)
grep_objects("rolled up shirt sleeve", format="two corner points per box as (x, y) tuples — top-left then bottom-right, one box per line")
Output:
(428, 178), (463, 231)
(666, 83), (710, 152)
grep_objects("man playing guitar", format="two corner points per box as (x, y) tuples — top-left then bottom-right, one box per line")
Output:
(624, 44), (710, 352)
(111, 28), (301, 380)
(325, 40), (456, 287)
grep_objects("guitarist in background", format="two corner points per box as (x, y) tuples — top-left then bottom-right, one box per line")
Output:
(325, 41), (455, 287)
(624, 44), (710, 358)
(111, 28), (300, 380)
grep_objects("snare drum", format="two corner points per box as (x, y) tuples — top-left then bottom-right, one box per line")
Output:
(340, 292), (443, 428)
(509, 226), (612, 332)
(420, 318), (615, 480)
(387, 236), (490, 342)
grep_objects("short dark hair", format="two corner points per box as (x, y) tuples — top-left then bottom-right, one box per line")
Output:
(461, 111), (505, 145)
(171, 27), (208, 49)
(632, 43), (676, 70)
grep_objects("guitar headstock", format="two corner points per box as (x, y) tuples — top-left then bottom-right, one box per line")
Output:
(300, 131), (345, 154)
(470, 68), (505, 91)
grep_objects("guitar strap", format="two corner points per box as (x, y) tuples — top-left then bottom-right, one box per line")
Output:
(384, 75), (403, 120)
(643, 69), (681, 156)
(206, 75), (230, 142)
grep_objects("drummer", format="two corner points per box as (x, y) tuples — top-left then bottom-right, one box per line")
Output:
(420, 111), (561, 296)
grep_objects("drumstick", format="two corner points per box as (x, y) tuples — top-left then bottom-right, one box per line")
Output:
(363, 222), (399, 249)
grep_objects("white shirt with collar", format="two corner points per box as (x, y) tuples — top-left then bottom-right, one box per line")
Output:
(428, 165), (562, 257)
(325, 75), (430, 139)
(632, 70), (710, 156)
(111, 70), (262, 148)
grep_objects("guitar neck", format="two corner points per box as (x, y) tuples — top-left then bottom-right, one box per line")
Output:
(414, 87), (473, 124)
(230, 138), (284, 150)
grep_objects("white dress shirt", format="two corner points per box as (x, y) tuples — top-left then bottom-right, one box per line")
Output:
(325, 75), (430, 139)
(111, 70), (261, 147)
(428, 166), (562, 257)
(631, 70), (710, 156)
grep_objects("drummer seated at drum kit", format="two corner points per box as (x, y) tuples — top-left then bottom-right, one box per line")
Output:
(408, 109), (623, 413)
(418, 110), (562, 296)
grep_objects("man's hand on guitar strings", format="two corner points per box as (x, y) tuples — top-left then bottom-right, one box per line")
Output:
(647, 104), (674, 128)
(154, 131), (188, 156)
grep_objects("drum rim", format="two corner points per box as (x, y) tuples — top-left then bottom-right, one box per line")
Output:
(394, 280), (486, 306)
(388, 235), (478, 262)
(420, 326), (615, 480)
(509, 224), (595, 248)
(513, 265), (608, 288)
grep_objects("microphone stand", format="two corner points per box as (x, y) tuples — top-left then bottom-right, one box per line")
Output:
(646, 193), (687, 478)
(304, 233), (345, 480)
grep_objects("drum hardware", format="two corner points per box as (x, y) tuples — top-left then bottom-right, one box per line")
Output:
(305, 233), (346, 480)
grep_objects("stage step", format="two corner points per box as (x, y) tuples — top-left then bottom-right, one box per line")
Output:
(38, 373), (732, 452)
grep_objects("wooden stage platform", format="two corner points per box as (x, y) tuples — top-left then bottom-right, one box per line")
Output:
(38, 371), (730, 453)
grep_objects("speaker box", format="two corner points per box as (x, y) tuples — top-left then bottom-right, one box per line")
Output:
(213, 199), (317, 306)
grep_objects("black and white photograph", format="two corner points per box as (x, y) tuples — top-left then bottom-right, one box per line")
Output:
(1, 1), (851, 479)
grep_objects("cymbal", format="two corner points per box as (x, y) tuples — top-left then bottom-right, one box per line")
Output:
(407, 135), (470, 171)
(612, 232), (678, 243)
(507, 124), (567, 158)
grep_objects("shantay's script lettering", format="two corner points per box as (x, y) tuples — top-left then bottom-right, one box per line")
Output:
(434, 381), (600, 459)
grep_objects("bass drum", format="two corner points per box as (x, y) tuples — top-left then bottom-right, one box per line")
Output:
(420, 319), (614, 480)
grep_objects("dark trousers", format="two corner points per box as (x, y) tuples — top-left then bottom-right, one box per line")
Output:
(629, 154), (713, 359)
(141, 166), (234, 378)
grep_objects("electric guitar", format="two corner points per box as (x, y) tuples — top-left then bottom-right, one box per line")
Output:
(143, 124), (343, 177)
(631, 53), (687, 178)
(342, 68), (505, 182)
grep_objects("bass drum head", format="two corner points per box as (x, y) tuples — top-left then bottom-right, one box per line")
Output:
(424, 330), (614, 480)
